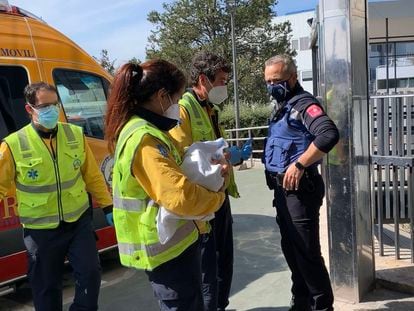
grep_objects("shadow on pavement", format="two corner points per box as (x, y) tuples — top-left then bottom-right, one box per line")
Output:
(231, 213), (288, 296)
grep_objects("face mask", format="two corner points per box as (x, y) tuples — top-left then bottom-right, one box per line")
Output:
(160, 95), (181, 122)
(207, 79), (228, 105)
(267, 80), (290, 103)
(31, 104), (60, 129)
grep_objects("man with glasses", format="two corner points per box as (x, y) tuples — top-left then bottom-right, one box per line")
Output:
(0, 82), (113, 311)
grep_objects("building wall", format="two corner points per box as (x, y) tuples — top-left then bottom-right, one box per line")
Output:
(273, 10), (315, 93)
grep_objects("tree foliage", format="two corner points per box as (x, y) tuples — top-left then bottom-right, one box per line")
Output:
(146, 0), (294, 104)
(95, 49), (116, 76)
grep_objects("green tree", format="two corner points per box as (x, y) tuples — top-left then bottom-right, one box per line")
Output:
(95, 49), (116, 76)
(146, 0), (294, 104)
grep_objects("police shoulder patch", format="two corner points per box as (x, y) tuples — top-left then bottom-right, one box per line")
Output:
(157, 144), (169, 158)
(306, 104), (324, 118)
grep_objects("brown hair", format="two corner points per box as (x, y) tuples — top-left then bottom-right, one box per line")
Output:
(190, 51), (230, 86)
(105, 59), (186, 154)
(24, 82), (57, 106)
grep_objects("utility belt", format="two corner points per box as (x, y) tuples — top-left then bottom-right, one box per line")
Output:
(265, 166), (319, 191)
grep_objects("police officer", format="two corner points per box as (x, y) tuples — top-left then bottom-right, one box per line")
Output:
(0, 82), (113, 311)
(105, 59), (227, 311)
(263, 55), (339, 311)
(169, 51), (251, 311)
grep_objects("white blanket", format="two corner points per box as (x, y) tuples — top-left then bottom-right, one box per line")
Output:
(157, 138), (227, 244)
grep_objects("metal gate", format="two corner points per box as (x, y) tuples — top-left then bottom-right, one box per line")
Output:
(370, 94), (414, 262)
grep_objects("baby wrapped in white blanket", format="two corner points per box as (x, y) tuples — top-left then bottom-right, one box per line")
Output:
(157, 138), (227, 244)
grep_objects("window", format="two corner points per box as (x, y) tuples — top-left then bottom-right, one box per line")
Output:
(53, 70), (109, 139)
(302, 70), (313, 82)
(0, 66), (30, 140)
(300, 37), (310, 51)
(291, 39), (299, 51)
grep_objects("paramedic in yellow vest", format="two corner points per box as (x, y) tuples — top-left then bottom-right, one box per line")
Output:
(0, 82), (113, 311)
(105, 59), (227, 311)
(169, 51), (251, 311)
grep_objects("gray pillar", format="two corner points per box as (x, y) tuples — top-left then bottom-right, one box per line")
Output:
(319, 0), (375, 302)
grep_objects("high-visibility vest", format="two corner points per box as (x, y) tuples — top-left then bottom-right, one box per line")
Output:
(112, 116), (198, 271)
(4, 122), (88, 229)
(180, 92), (239, 198)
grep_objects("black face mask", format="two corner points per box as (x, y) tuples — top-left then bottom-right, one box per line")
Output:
(266, 80), (291, 103)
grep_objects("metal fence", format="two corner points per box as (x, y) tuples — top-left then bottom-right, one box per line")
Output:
(370, 94), (414, 262)
(224, 125), (268, 167)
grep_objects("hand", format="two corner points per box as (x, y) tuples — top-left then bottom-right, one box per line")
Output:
(105, 212), (114, 226)
(241, 139), (253, 160)
(227, 145), (242, 165)
(282, 163), (305, 191)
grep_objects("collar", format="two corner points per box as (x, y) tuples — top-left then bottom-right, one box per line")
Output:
(134, 107), (178, 131)
(188, 88), (212, 108)
(286, 82), (303, 102)
(31, 122), (58, 138)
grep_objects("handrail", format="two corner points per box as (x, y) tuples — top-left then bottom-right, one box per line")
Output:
(370, 94), (414, 99)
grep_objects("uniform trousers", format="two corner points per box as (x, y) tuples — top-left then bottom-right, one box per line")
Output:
(200, 194), (234, 311)
(273, 173), (334, 311)
(146, 241), (204, 311)
(23, 209), (101, 311)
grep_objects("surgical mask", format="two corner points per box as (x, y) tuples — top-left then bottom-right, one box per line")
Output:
(267, 80), (291, 103)
(31, 104), (60, 129)
(207, 79), (228, 105)
(162, 95), (181, 122)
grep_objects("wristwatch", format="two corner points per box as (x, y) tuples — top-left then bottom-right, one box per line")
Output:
(295, 161), (306, 171)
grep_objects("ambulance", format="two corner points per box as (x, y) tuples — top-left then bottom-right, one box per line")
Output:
(0, 1), (117, 294)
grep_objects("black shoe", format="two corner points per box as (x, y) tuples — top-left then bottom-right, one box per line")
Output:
(288, 296), (312, 311)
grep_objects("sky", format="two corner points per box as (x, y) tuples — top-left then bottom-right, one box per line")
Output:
(9, 0), (384, 66)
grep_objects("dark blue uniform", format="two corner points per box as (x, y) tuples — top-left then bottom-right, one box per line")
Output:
(264, 85), (338, 311)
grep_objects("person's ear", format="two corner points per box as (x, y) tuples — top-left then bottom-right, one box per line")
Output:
(25, 103), (33, 115)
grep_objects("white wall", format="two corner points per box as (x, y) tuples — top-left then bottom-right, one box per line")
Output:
(273, 10), (315, 93)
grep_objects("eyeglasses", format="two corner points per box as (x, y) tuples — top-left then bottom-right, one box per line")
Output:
(32, 102), (60, 109)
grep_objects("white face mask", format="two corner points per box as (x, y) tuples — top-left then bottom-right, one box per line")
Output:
(162, 94), (181, 122)
(207, 79), (228, 105)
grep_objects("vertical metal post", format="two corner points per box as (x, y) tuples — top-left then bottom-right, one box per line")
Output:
(229, 0), (240, 145)
(386, 18), (389, 94)
(320, 0), (375, 302)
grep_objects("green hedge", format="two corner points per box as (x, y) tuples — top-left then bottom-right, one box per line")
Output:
(219, 102), (272, 153)
(220, 102), (272, 130)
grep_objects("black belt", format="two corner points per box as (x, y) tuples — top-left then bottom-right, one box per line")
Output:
(266, 166), (319, 189)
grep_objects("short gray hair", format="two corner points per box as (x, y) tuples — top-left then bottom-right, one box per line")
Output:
(265, 54), (297, 76)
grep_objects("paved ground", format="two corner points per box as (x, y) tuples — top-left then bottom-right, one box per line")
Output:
(1, 165), (414, 310)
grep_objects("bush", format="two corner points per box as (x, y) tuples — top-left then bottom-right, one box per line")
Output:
(219, 102), (272, 154)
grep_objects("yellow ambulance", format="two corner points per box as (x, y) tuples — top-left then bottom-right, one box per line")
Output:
(0, 1), (116, 293)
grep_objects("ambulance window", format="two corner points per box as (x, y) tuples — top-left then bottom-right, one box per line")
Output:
(53, 70), (108, 139)
(0, 66), (30, 140)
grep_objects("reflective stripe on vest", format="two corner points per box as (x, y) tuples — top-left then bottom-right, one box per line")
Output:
(112, 116), (198, 271)
(19, 201), (89, 225)
(117, 220), (196, 257)
(113, 195), (146, 212)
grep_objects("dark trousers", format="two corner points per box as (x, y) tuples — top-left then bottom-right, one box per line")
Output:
(23, 210), (101, 311)
(273, 173), (334, 311)
(146, 241), (204, 311)
(200, 231), (218, 311)
(201, 194), (234, 311)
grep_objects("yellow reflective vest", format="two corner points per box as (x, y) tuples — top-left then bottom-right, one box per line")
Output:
(179, 92), (240, 198)
(4, 122), (89, 229)
(112, 116), (199, 271)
